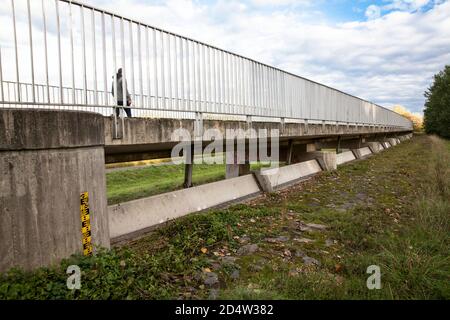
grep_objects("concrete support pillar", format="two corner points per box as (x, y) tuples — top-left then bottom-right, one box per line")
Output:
(0, 109), (110, 272)
(225, 147), (250, 179)
(286, 139), (294, 165)
(183, 144), (194, 188)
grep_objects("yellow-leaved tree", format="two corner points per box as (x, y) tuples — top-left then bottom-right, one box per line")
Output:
(392, 105), (423, 132)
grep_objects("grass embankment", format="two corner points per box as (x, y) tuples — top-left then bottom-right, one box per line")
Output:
(107, 162), (270, 205)
(1, 135), (449, 299)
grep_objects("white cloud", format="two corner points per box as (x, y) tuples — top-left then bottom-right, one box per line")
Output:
(365, 5), (382, 19)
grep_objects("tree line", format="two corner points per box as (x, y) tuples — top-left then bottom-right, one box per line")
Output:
(424, 65), (450, 138)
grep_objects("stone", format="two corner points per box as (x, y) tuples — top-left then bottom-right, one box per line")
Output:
(230, 269), (240, 280)
(237, 244), (258, 256)
(302, 256), (321, 266)
(294, 237), (315, 243)
(295, 250), (306, 258)
(265, 236), (290, 243)
(304, 223), (327, 230)
(203, 272), (219, 286)
(209, 289), (219, 300)
(219, 256), (237, 265)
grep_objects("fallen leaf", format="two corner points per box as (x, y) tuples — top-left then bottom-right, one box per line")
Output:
(200, 247), (208, 254)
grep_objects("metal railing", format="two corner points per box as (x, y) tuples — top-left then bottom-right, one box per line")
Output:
(0, 0), (412, 130)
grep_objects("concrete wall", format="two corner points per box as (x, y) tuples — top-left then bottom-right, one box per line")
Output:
(352, 147), (372, 159)
(253, 160), (322, 192)
(336, 151), (357, 165)
(109, 174), (261, 241)
(0, 109), (110, 272)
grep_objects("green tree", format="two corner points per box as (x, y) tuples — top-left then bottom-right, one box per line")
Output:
(424, 65), (450, 138)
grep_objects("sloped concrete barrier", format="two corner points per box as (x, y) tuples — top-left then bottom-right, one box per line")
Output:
(352, 147), (372, 159)
(253, 160), (322, 192)
(367, 142), (383, 153)
(336, 151), (356, 165)
(0, 109), (110, 272)
(388, 138), (398, 146)
(382, 141), (391, 149)
(109, 174), (261, 240)
(295, 151), (337, 171)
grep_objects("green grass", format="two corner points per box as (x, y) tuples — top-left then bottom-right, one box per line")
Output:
(1, 135), (449, 300)
(107, 162), (271, 205)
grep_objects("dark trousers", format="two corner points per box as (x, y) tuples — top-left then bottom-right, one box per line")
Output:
(115, 102), (132, 117)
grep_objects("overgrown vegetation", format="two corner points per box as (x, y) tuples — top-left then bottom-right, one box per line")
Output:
(424, 65), (450, 138)
(1, 135), (449, 299)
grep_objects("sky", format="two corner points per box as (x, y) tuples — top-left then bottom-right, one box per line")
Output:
(1, 0), (449, 115)
(78, 0), (450, 114)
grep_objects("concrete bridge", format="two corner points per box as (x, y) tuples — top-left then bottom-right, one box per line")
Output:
(0, 0), (412, 272)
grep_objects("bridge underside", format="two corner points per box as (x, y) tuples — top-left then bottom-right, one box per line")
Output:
(104, 116), (411, 164)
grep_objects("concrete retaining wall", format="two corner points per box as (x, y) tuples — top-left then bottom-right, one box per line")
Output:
(352, 147), (372, 159)
(109, 174), (261, 240)
(254, 160), (322, 192)
(336, 151), (356, 165)
(367, 142), (383, 153)
(382, 141), (391, 149)
(0, 109), (110, 272)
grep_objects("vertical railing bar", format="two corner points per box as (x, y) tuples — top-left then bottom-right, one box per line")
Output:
(120, 17), (126, 109)
(232, 55), (236, 113)
(186, 39), (191, 111)
(196, 43), (201, 112)
(220, 51), (224, 114)
(69, 2), (76, 105)
(152, 29), (158, 108)
(160, 31), (165, 109)
(112, 15), (118, 109)
(137, 24), (143, 109)
(101, 12), (107, 107)
(167, 33), (172, 111)
(0, 46), (3, 102)
(41, 0), (50, 104)
(174, 34), (179, 110)
(129, 21), (135, 107)
(91, 9), (98, 106)
(145, 27), (151, 109)
(11, 0), (21, 102)
(120, 17), (126, 131)
(192, 42), (197, 111)
(81, 5), (88, 105)
(202, 44), (207, 111)
(55, 0), (63, 104)
(180, 37), (185, 111)
(241, 58), (245, 111)
(211, 47), (216, 112)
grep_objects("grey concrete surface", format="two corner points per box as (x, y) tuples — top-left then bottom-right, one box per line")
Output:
(336, 151), (357, 165)
(367, 142), (383, 153)
(108, 174), (261, 240)
(352, 147), (373, 159)
(0, 109), (110, 272)
(253, 160), (322, 192)
(104, 116), (412, 164)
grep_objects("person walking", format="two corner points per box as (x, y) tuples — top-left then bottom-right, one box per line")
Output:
(112, 68), (132, 117)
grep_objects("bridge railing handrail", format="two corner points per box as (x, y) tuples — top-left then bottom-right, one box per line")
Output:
(0, 0), (413, 130)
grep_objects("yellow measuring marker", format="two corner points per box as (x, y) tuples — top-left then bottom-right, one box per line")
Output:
(80, 192), (93, 256)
